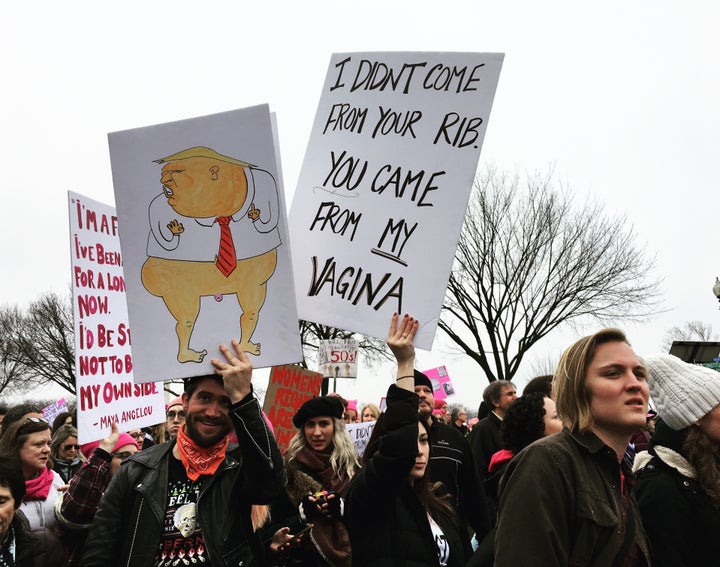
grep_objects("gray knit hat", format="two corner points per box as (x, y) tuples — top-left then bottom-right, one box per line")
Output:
(644, 353), (720, 430)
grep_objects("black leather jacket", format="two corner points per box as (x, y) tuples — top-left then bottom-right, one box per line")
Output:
(82, 393), (284, 567)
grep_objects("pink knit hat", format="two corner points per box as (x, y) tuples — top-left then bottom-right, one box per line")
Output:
(81, 432), (137, 459)
(166, 396), (184, 412)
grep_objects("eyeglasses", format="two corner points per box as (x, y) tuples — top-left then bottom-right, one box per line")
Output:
(112, 451), (134, 461)
(129, 432), (144, 439)
(22, 417), (48, 425)
(17, 417), (49, 433)
(166, 410), (186, 420)
(63, 444), (80, 451)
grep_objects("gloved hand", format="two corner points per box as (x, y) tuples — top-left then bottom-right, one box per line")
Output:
(299, 491), (344, 521)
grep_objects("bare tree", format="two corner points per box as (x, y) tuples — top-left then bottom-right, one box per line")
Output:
(439, 167), (662, 383)
(661, 321), (717, 352)
(9, 292), (76, 393)
(299, 320), (392, 394)
(0, 305), (38, 396)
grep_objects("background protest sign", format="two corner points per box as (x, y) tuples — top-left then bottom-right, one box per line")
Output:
(345, 420), (375, 458)
(68, 191), (165, 443)
(42, 398), (68, 425)
(108, 105), (301, 383)
(290, 52), (503, 349)
(318, 338), (359, 379)
(422, 365), (454, 400)
(263, 365), (324, 452)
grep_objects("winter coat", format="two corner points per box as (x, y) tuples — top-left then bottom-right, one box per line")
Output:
(282, 457), (352, 567)
(82, 393), (284, 567)
(52, 457), (83, 484)
(346, 385), (471, 567)
(633, 418), (720, 567)
(8, 509), (67, 567)
(495, 428), (652, 566)
(427, 419), (490, 538)
(20, 469), (64, 531)
(469, 412), (502, 480)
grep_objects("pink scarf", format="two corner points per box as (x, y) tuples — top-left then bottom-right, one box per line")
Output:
(24, 467), (54, 501)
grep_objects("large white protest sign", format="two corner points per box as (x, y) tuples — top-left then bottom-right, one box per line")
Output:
(289, 52), (503, 349)
(69, 192), (165, 442)
(108, 105), (302, 383)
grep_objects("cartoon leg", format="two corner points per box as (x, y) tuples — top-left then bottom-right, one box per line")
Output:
(162, 292), (208, 363)
(142, 258), (209, 363)
(235, 282), (268, 356)
(233, 250), (277, 356)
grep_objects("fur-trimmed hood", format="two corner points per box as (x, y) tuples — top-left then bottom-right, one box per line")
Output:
(633, 445), (697, 479)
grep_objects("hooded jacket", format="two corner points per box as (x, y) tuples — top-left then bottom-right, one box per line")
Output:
(633, 418), (720, 567)
(7, 509), (66, 567)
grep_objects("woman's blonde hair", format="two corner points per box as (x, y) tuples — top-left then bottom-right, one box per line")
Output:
(359, 403), (381, 421)
(553, 328), (629, 431)
(285, 417), (359, 479)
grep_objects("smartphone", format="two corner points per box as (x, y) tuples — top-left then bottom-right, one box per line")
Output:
(280, 524), (313, 551)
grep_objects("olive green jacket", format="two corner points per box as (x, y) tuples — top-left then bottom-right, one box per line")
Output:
(494, 428), (651, 566)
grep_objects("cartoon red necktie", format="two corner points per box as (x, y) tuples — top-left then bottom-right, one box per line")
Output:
(214, 216), (237, 276)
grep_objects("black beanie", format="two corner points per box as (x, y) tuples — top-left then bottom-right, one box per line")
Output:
(292, 396), (345, 428)
(414, 370), (433, 391)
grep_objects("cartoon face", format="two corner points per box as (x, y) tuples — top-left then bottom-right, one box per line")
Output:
(160, 157), (248, 218)
(174, 502), (198, 538)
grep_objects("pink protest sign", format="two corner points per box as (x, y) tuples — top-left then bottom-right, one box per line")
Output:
(422, 365), (455, 400)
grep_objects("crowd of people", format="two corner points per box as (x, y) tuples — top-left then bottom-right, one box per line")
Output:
(0, 313), (719, 565)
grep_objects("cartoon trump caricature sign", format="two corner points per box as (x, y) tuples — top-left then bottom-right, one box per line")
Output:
(109, 105), (301, 383)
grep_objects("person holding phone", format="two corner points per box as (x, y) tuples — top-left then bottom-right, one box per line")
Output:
(281, 392), (359, 566)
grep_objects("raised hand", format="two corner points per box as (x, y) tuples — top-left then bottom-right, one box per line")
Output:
(211, 339), (253, 403)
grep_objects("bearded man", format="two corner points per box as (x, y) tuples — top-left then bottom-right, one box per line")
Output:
(83, 340), (284, 566)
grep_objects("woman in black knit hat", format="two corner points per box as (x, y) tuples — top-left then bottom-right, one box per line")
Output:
(280, 392), (359, 567)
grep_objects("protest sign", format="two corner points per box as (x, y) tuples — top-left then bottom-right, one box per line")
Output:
(42, 398), (69, 426)
(108, 105), (301, 382)
(69, 192), (166, 442)
(263, 365), (324, 452)
(318, 338), (359, 379)
(345, 420), (375, 458)
(422, 365), (454, 400)
(290, 52), (503, 348)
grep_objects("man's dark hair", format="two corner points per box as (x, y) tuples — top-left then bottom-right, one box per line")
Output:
(523, 375), (554, 398)
(51, 411), (75, 432)
(0, 454), (26, 508)
(482, 380), (515, 406)
(183, 374), (223, 398)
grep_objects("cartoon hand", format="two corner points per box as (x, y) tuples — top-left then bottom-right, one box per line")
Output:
(248, 203), (260, 221)
(167, 219), (184, 234)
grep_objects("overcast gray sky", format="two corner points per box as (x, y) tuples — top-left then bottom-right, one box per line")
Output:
(2, 1), (719, 408)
